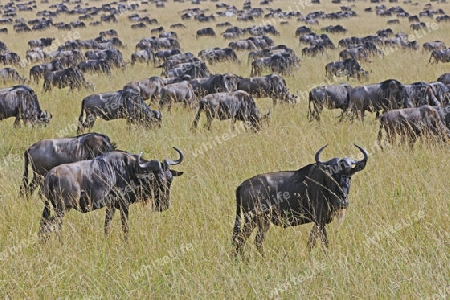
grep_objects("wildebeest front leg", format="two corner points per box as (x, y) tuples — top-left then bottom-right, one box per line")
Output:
(104, 204), (116, 236)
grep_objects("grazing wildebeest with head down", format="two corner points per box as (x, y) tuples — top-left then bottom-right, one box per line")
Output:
(77, 88), (162, 134)
(20, 132), (116, 199)
(232, 144), (368, 256)
(377, 105), (450, 149)
(0, 67), (26, 83)
(325, 58), (368, 81)
(191, 90), (270, 131)
(0, 85), (51, 127)
(237, 74), (297, 105)
(39, 148), (184, 240)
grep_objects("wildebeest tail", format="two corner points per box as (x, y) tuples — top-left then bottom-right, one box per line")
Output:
(20, 150), (30, 198)
(307, 91), (315, 121)
(232, 185), (243, 246)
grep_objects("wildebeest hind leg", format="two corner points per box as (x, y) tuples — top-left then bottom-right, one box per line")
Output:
(255, 217), (270, 257)
(234, 217), (256, 257)
(104, 204), (116, 236)
(308, 224), (320, 250)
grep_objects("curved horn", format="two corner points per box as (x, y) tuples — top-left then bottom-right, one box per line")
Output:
(137, 152), (162, 171)
(353, 143), (368, 172)
(315, 144), (328, 164)
(165, 147), (184, 166)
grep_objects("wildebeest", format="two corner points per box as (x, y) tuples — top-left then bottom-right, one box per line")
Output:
(131, 48), (155, 65)
(29, 60), (63, 83)
(232, 144), (368, 256)
(429, 49), (450, 64)
(159, 81), (196, 111)
(20, 133), (116, 199)
(191, 90), (270, 131)
(345, 79), (407, 122)
(77, 88), (162, 134)
(39, 148), (184, 239)
(190, 73), (238, 97)
(123, 76), (165, 101)
(0, 52), (20, 65)
(198, 47), (239, 64)
(325, 58), (368, 81)
(402, 82), (440, 107)
(437, 73), (450, 86)
(196, 27), (216, 38)
(422, 41), (446, 52)
(237, 74), (297, 104)
(377, 105), (450, 149)
(43, 67), (93, 92)
(0, 67), (26, 83)
(77, 60), (111, 75)
(0, 85), (51, 127)
(308, 83), (352, 121)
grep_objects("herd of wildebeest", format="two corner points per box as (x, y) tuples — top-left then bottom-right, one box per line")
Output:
(0, 0), (450, 256)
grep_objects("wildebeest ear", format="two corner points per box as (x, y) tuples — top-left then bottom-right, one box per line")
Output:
(170, 170), (184, 177)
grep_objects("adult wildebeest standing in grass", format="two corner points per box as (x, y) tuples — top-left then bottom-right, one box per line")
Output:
(237, 74), (297, 104)
(20, 133), (116, 199)
(308, 83), (352, 121)
(232, 144), (368, 257)
(39, 148), (184, 240)
(196, 27), (216, 38)
(159, 80), (196, 111)
(345, 79), (408, 122)
(123, 76), (166, 102)
(77, 88), (162, 134)
(43, 67), (93, 92)
(77, 60), (111, 75)
(0, 85), (51, 127)
(131, 48), (155, 65)
(191, 90), (270, 131)
(377, 105), (450, 149)
(0, 67), (26, 83)
(325, 58), (368, 81)
(429, 49), (450, 64)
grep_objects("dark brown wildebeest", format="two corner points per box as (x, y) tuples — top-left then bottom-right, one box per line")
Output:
(237, 73), (297, 104)
(345, 79), (408, 123)
(191, 90), (270, 131)
(39, 148), (184, 240)
(43, 67), (93, 92)
(377, 105), (450, 149)
(0, 85), (51, 127)
(77, 88), (162, 134)
(196, 27), (216, 38)
(232, 144), (368, 256)
(20, 133), (116, 199)
(308, 83), (352, 121)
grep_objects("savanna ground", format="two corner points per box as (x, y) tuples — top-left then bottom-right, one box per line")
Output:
(0, 0), (449, 298)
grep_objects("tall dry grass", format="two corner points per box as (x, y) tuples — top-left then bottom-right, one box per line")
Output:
(0, 0), (449, 298)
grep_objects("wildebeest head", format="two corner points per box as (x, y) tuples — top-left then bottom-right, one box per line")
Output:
(313, 144), (368, 210)
(37, 110), (52, 125)
(378, 79), (405, 109)
(137, 147), (184, 211)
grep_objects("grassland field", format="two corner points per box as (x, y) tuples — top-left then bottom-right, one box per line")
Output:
(0, 0), (449, 298)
